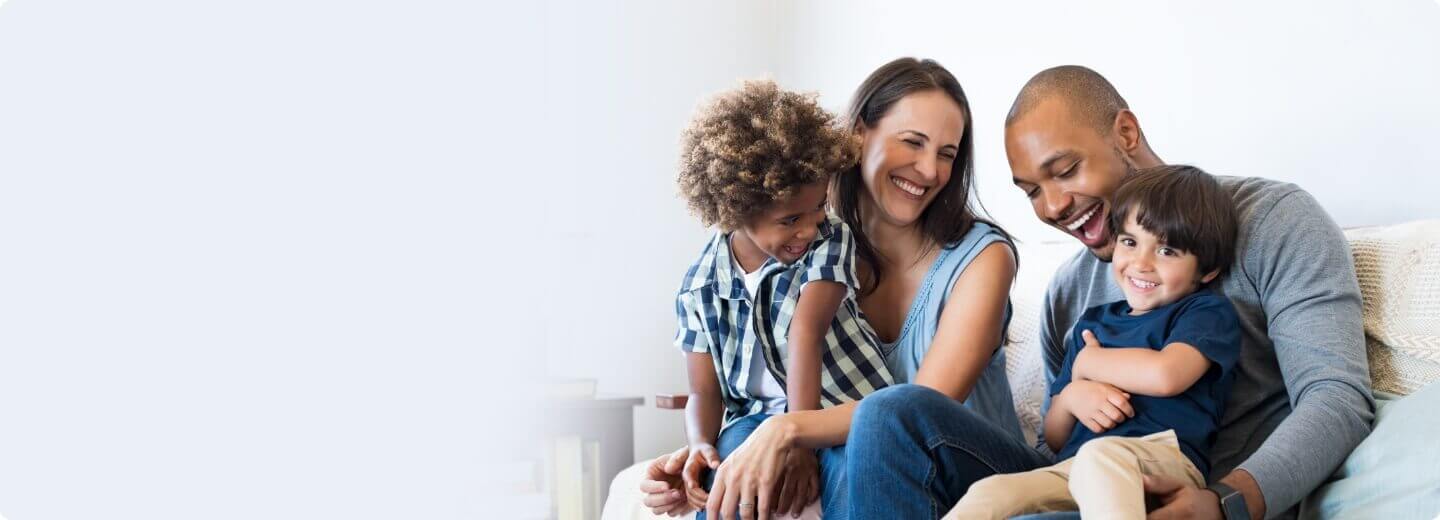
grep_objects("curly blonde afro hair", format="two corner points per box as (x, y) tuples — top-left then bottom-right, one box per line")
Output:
(677, 80), (857, 231)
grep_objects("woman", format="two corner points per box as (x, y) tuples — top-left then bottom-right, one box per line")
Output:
(625, 57), (1026, 520)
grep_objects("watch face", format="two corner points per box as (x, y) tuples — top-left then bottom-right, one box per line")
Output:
(1220, 494), (1249, 520)
(1209, 484), (1249, 520)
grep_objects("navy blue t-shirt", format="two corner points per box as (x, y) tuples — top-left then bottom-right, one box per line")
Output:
(1050, 289), (1241, 476)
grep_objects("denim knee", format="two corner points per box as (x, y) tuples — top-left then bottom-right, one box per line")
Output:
(855, 384), (951, 431)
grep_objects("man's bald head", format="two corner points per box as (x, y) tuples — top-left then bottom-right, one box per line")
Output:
(1006, 65), (1129, 135)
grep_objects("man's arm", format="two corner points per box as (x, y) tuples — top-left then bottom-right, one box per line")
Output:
(1230, 190), (1375, 518)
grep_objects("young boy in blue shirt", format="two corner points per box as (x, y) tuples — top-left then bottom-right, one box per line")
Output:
(947, 165), (1241, 520)
(671, 80), (893, 519)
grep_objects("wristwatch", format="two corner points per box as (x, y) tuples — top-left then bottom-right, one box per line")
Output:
(1208, 482), (1251, 520)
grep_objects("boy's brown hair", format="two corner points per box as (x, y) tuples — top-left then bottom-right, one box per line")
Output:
(1108, 165), (1238, 280)
(677, 80), (856, 231)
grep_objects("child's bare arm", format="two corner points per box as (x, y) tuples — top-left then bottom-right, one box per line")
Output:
(681, 353), (724, 508)
(1042, 389), (1079, 453)
(1072, 330), (1212, 397)
(785, 281), (845, 412)
(684, 353), (723, 448)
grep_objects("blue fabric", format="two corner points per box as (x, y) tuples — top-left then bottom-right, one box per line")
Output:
(846, 384), (1053, 520)
(1010, 513), (1081, 520)
(697, 413), (848, 520)
(1048, 289), (1240, 477)
(880, 222), (1023, 440)
(674, 215), (892, 428)
(1300, 382), (1440, 519)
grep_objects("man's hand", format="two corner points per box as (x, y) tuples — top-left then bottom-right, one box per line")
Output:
(639, 446), (695, 517)
(1144, 474), (1221, 520)
(681, 443), (722, 510)
(1059, 379), (1134, 433)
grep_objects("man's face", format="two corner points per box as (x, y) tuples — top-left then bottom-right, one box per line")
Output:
(1006, 98), (1133, 261)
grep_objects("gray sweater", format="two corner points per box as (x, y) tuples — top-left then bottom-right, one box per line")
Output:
(1038, 176), (1375, 518)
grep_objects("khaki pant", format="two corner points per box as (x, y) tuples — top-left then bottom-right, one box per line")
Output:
(944, 430), (1205, 520)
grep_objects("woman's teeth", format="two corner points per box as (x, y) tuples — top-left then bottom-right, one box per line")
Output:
(891, 177), (927, 197)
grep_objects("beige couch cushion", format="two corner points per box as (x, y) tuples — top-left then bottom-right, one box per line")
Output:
(1006, 240), (1080, 448)
(1346, 220), (1440, 395)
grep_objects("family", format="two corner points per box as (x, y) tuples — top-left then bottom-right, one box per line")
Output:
(620, 58), (1373, 520)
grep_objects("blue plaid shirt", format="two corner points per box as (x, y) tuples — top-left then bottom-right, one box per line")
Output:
(674, 215), (893, 427)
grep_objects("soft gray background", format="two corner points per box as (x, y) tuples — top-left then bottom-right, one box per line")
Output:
(0, 0), (1437, 518)
(0, 0), (543, 518)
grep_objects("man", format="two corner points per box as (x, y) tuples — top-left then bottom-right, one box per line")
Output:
(846, 66), (1373, 520)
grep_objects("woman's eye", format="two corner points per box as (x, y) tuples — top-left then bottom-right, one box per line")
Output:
(902, 139), (922, 147)
(940, 152), (956, 162)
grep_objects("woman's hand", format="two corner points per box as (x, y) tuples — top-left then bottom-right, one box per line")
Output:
(1059, 379), (1134, 433)
(705, 415), (798, 520)
(681, 443), (722, 510)
(639, 446), (695, 517)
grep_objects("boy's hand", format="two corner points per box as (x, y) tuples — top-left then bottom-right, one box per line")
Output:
(681, 443), (721, 509)
(1061, 380), (1134, 433)
(773, 447), (819, 518)
(1072, 330), (1105, 380)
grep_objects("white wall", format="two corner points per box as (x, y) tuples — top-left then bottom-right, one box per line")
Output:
(774, 0), (1440, 243)
(540, 0), (788, 465)
(545, 0), (1440, 468)
(0, 0), (544, 518)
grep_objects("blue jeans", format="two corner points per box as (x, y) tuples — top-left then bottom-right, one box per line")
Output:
(846, 384), (1055, 520)
(698, 413), (847, 520)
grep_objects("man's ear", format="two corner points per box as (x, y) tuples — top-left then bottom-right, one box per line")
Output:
(1199, 268), (1221, 285)
(1112, 109), (1144, 156)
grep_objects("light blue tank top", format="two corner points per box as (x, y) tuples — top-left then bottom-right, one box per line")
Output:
(879, 222), (1024, 442)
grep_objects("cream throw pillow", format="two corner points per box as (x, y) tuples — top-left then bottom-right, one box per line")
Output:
(1345, 220), (1440, 395)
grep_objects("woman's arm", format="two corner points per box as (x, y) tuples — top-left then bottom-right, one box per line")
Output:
(911, 243), (1017, 400)
(785, 281), (846, 412)
(764, 244), (1017, 451)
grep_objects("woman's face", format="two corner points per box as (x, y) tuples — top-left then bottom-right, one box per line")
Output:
(856, 89), (965, 229)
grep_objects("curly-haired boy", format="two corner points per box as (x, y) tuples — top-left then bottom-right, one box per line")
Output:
(672, 80), (893, 519)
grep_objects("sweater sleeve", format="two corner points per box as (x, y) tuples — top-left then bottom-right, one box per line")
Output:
(1234, 190), (1375, 517)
